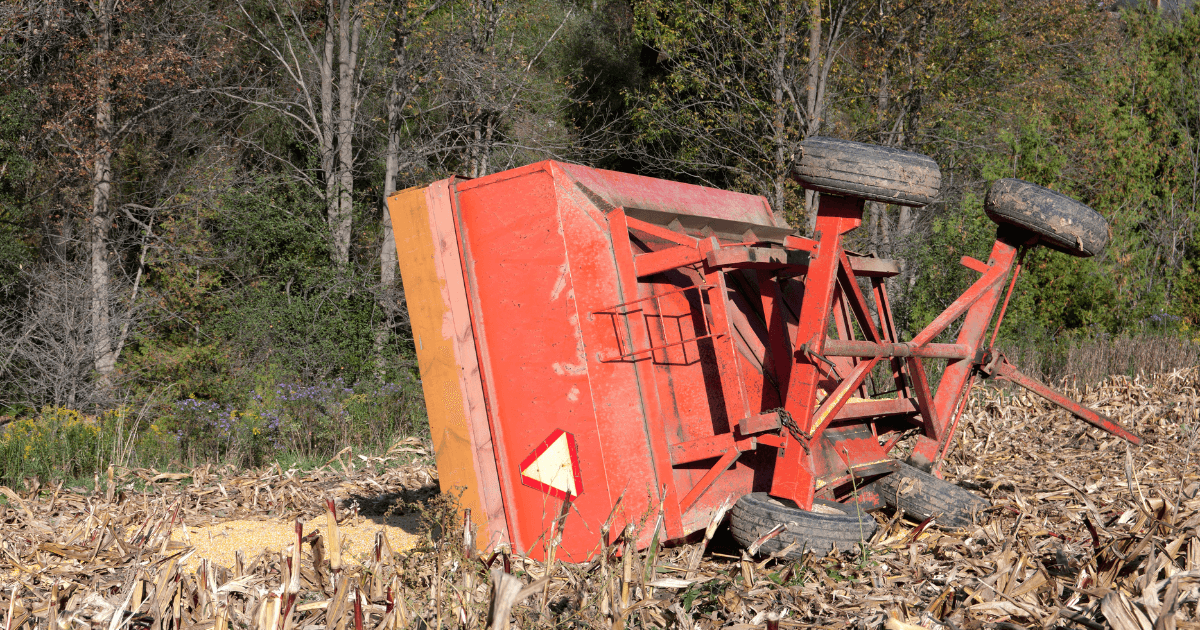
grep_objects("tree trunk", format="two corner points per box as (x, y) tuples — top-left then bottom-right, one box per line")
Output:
(869, 70), (891, 255)
(469, 116), (483, 177)
(878, 71), (890, 124)
(464, 0), (501, 179)
(334, 0), (360, 266)
(376, 145), (399, 378)
(381, 52), (404, 302)
(376, 4), (411, 377)
(770, 7), (788, 218)
(91, 0), (116, 388)
(480, 114), (494, 177)
(321, 0), (338, 264)
(804, 0), (821, 233)
(805, 0), (821, 135)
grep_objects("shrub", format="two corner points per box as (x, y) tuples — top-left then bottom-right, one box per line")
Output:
(0, 406), (177, 487)
(162, 374), (426, 467)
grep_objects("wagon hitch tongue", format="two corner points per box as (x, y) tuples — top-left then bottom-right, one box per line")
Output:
(981, 353), (1142, 445)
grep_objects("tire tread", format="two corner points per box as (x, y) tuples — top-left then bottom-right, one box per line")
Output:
(793, 137), (941, 207)
(729, 494), (877, 558)
(869, 462), (989, 529)
(984, 178), (1108, 257)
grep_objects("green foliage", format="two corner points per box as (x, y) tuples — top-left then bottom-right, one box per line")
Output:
(1062, 6), (1200, 326)
(120, 170), (414, 462)
(0, 373), (426, 485)
(899, 194), (999, 339)
(898, 5), (1200, 344)
(559, 1), (645, 171)
(1002, 252), (1119, 337)
(126, 175), (406, 394)
(4, 0), (1200, 474)
(213, 274), (383, 383)
(213, 182), (331, 276)
(898, 192), (1120, 345)
(624, 0), (812, 216)
(0, 406), (176, 487)
(680, 578), (729, 616)
(122, 342), (238, 402)
(0, 89), (35, 287)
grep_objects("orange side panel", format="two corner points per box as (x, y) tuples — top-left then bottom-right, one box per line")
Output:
(387, 185), (509, 551)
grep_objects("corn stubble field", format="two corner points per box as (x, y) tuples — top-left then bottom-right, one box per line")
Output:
(2, 370), (1200, 630)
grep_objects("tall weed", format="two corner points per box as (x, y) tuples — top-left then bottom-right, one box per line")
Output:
(0, 406), (176, 487)
(997, 329), (1200, 386)
(165, 375), (426, 468)
(0, 374), (427, 487)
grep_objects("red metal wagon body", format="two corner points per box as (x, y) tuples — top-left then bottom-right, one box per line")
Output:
(388, 150), (1138, 562)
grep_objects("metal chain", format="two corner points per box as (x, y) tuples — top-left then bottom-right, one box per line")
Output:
(768, 407), (807, 446)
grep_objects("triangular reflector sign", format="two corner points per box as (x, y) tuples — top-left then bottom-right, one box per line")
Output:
(520, 429), (583, 500)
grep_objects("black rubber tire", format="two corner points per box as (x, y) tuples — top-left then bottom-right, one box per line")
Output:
(792, 137), (942, 207)
(984, 178), (1109, 257)
(870, 462), (989, 529)
(730, 493), (877, 558)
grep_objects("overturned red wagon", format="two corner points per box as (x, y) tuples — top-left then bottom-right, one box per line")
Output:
(387, 138), (1139, 562)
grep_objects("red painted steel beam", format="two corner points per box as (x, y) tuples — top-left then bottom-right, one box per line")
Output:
(837, 250), (882, 343)
(807, 359), (880, 439)
(771, 195), (863, 510)
(698, 239), (753, 426)
(669, 429), (766, 466)
(706, 245), (787, 268)
(669, 397), (918, 469)
(932, 373), (978, 477)
(758, 271), (793, 403)
(740, 411), (782, 435)
(872, 276), (911, 401)
(607, 208), (686, 538)
(834, 397), (918, 420)
(846, 257), (901, 278)
(823, 340), (971, 359)
(669, 433), (735, 465)
(994, 360), (1142, 445)
(909, 258), (1010, 347)
(960, 255), (990, 273)
(829, 285), (863, 393)
(783, 235), (818, 252)
(906, 356), (940, 441)
(910, 240), (1019, 469)
(634, 245), (705, 277)
(624, 216), (700, 247)
(678, 449), (741, 513)
(756, 433), (786, 448)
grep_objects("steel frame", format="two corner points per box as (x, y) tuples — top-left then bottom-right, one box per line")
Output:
(601, 194), (1142, 517)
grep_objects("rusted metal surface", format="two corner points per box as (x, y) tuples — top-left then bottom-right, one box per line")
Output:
(389, 159), (1140, 561)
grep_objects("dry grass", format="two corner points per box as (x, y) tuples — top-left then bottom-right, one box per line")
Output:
(2, 371), (1200, 630)
(997, 332), (1200, 387)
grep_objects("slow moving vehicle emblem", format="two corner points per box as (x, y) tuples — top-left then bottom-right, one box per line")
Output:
(520, 429), (583, 500)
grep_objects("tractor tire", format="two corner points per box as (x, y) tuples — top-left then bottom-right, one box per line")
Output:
(871, 461), (989, 529)
(984, 178), (1109, 257)
(792, 137), (941, 207)
(730, 493), (877, 558)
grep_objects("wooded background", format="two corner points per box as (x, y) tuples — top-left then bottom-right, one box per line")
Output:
(0, 0), (1197, 468)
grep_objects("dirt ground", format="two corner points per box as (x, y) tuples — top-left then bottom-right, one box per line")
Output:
(1, 371), (1199, 630)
